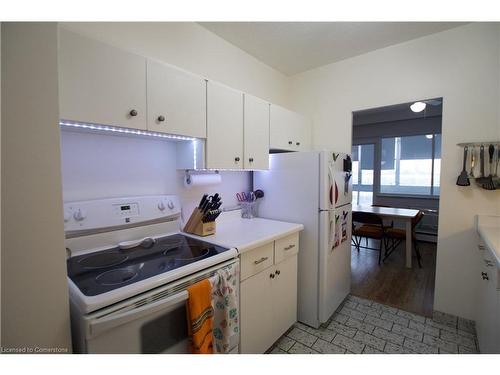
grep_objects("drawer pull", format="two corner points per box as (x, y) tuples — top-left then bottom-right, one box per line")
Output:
(478, 245), (485, 250)
(481, 272), (489, 280)
(284, 244), (296, 251)
(254, 257), (269, 265)
(275, 270), (281, 275)
(484, 260), (495, 267)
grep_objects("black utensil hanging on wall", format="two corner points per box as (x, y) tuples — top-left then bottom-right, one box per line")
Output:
(456, 146), (470, 186)
(481, 144), (496, 190)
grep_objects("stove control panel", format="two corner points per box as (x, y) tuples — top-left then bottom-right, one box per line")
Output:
(63, 195), (181, 234)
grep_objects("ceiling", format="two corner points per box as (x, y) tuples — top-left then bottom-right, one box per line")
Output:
(199, 22), (467, 76)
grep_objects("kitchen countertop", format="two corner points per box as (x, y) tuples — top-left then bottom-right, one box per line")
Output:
(476, 215), (500, 268)
(184, 210), (304, 254)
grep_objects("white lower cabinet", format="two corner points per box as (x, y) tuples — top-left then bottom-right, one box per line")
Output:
(240, 264), (275, 354)
(240, 233), (299, 353)
(476, 243), (500, 353)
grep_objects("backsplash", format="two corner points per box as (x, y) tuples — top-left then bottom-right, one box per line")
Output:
(60, 130), (251, 224)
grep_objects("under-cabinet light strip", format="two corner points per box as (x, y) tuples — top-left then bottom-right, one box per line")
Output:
(59, 121), (196, 141)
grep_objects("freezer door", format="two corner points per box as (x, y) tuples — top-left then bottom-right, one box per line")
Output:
(318, 206), (352, 323)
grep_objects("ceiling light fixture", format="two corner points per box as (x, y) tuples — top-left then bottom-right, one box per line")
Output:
(410, 101), (427, 113)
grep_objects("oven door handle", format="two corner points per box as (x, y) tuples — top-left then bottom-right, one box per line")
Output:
(89, 290), (189, 338)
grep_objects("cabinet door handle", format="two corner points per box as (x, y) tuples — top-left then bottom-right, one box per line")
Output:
(296, 142), (300, 146)
(288, 141), (293, 145)
(157, 115), (166, 122)
(235, 157), (240, 163)
(275, 270), (281, 275)
(269, 273), (275, 279)
(284, 244), (295, 251)
(481, 272), (489, 280)
(249, 157), (254, 163)
(254, 257), (268, 265)
(129, 109), (138, 117)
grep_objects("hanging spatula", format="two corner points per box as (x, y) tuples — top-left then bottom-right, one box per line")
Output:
(482, 144), (496, 190)
(493, 146), (500, 189)
(475, 145), (488, 185)
(456, 146), (470, 186)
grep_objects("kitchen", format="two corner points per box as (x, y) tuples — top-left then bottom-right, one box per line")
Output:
(1, 3), (500, 372)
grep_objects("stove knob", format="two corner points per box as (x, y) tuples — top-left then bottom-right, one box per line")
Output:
(73, 208), (86, 222)
(167, 200), (175, 210)
(158, 201), (166, 211)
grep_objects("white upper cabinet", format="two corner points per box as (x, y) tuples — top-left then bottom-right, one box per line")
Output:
(206, 81), (244, 169)
(59, 29), (147, 130)
(243, 95), (270, 170)
(270, 104), (311, 151)
(146, 60), (206, 138)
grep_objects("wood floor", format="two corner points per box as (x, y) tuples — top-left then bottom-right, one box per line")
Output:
(350, 238), (436, 317)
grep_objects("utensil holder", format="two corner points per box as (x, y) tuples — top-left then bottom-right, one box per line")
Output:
(183, 208), (216, 236)
(240, 201), (257, 219)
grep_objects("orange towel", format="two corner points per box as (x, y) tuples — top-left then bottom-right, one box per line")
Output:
(186, 279), (214, 354)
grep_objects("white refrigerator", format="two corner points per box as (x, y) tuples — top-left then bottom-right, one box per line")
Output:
(254, 151), (352, 328)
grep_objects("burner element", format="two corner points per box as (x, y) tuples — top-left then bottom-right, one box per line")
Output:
(96, 267), (139, 286)
(79, 252), (128, 269)
(177, 248), (210, 262)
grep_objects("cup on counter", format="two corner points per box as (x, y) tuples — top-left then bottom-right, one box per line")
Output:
(240, 201), (258, 219)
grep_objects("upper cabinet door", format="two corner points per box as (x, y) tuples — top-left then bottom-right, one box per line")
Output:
(147, 60), (206, 138)
(206, 82), (244, 169)
(244, 95), (269, 170)
(296, 114), (312, 151)
(270, 104), (311, 151)
(59, 29), (147, 130)
(270, 104), (295, 151)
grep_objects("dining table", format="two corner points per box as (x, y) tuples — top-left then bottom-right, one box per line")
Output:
(352, 205), (420, 268)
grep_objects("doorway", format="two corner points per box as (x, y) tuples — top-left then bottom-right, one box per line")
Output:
(349, 98), (442, 317)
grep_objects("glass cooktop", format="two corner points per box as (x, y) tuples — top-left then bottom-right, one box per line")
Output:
(67, 234), (229, 296)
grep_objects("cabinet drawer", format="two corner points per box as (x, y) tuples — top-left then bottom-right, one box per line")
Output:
(240, 242), (274, 281)
(274, 233), (299, 264)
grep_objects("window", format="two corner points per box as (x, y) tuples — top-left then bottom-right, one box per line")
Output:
(380, 134), (440, 196)
(352, 144), (374, 205)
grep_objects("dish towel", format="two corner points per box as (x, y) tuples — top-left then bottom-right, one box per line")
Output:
(186, 279), (214, 354)
(210, 262), (240, 354)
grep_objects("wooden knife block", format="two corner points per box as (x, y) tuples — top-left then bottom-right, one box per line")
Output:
(183, 208), (216, 236)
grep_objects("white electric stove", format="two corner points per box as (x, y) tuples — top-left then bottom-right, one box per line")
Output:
(64, 195), (239, 354)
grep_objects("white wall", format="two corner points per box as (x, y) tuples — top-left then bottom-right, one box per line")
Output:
(1, 23), (71, 351)
(59, 22), (290, 108)
(60, 130), (250, 221)
(289, 23), (500, 319)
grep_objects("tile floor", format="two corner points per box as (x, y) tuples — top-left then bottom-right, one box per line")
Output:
(267, 295), (479, 354)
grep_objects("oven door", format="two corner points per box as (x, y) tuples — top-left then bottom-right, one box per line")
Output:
(82, 258), (239, 354)
(85, 289), (190, 353)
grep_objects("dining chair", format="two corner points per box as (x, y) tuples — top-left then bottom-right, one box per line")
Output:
(383, 210), (424, 268)
(352, 211), (388, 265)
